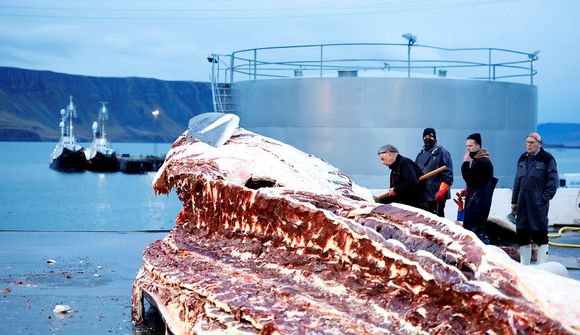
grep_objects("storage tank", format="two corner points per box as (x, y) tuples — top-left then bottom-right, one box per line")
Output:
(211, 42), (539, 188)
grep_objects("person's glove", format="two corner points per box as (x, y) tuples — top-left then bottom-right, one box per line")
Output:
(434, 182), (450, 202)
(454, 193), (464, 210)
(454, 189), (466, 211)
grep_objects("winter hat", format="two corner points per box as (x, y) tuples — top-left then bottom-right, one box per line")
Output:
(423, 127), (436, 140)
(467, 133), (482, 146)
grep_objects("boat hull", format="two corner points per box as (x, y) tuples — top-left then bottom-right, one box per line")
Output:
(86, 151), (119, 172)
(49, 147), (86, 172)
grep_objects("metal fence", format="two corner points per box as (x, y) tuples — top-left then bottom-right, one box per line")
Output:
(208, 42), (539, 86)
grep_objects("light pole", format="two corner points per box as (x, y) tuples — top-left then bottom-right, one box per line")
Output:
(152, 109), (160, 156)
(402, 33), (417, 78)
(207, 55), (218, 113)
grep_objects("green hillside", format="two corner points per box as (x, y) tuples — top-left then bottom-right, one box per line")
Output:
(0, 67), (212, 142)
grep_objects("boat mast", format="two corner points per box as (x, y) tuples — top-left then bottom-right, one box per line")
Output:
(59, 108), (66, 140)
(98, 101), (108, 140)
(65, 96), (77, 141)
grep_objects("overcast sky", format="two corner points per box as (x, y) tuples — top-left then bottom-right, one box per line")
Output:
(1, 0), (578, 123)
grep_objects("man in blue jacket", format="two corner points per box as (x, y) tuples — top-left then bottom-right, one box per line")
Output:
(511, 132), (558, 265)
(415, 128), (454, 217)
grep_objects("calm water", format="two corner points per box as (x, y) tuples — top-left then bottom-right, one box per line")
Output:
(0, 142), (579, 232)
(548, 147), (580, 175)
(0, 142), (182, 231)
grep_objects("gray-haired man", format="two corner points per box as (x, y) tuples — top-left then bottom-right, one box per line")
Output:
(377, 144), (428, 211)
(511, 132), (558, 265)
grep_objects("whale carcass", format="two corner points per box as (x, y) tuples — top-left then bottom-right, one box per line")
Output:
(132, 123), (580, 335)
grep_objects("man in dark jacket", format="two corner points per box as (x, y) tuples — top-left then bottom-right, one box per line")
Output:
(415, 127), (454, 217)
(377, 144), (428, 211)
(511, 132), (558, 265)
(461, 133), (497, 244)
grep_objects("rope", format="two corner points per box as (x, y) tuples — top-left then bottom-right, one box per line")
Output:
(548, 227), (580, 248)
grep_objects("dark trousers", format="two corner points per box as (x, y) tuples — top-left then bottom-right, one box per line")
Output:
(427, 201), (445, 217)
(516, 228), (549, 245)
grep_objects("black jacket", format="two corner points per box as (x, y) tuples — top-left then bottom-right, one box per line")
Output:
(386, 154), (428, 210)
(512, 148), (558, 231)
(461, 149), (497, 231)
(415, 143), (454, 201)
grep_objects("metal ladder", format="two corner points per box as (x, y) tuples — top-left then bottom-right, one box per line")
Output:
(211, 81), (235, 114)
(209, 54), (236, 114)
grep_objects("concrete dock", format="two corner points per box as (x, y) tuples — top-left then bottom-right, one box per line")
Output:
(118, 156), (164, 174)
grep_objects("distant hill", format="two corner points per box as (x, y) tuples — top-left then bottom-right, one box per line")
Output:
(0, 67), (212, 142)
(538, 123), (580, 148)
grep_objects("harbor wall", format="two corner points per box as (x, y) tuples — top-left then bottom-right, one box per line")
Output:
(234, 77), (537, 188)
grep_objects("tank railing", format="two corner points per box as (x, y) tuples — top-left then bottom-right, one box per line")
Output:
(230, 59), (481, 73)
(216, 43), (538, 85)
(229, 58), (536, 82)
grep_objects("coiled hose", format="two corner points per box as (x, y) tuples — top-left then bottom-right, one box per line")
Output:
(548, 226), (580, 248)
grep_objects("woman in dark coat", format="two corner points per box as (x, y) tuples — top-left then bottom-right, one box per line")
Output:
(461, 133), (497, 244)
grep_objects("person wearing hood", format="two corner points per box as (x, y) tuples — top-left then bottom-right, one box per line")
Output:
(461, 133), (498, 244)
(415, 128), (454, 217)
(511, 132), (558, 265)
(377, 144), (428, 211)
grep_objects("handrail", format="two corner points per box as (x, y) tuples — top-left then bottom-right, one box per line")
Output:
(210, 42), (539, 86)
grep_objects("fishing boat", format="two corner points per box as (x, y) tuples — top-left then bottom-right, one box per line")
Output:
(84, 102), (119, 172)
(49, 96), (86, 172)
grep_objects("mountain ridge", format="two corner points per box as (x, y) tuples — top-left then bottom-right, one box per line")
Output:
(537, 123), (580, 148)
(0, 66), (212, 142)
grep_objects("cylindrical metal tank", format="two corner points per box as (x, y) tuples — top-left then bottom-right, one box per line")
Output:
(234, 77), (537, 189)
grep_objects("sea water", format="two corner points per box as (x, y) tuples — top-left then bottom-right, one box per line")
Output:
(0, 142), (579, 232)
(0, 142), (182, 231)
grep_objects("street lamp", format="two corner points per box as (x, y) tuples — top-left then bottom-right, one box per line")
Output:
(208, 54), (219, 112)
(152, 109), (160, 156)
(528, 50), (540, 85)
(207, 53), (217, 83)
(402, 33), (417, 78)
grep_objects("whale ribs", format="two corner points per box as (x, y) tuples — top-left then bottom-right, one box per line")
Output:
(132, 129), (579, 335)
